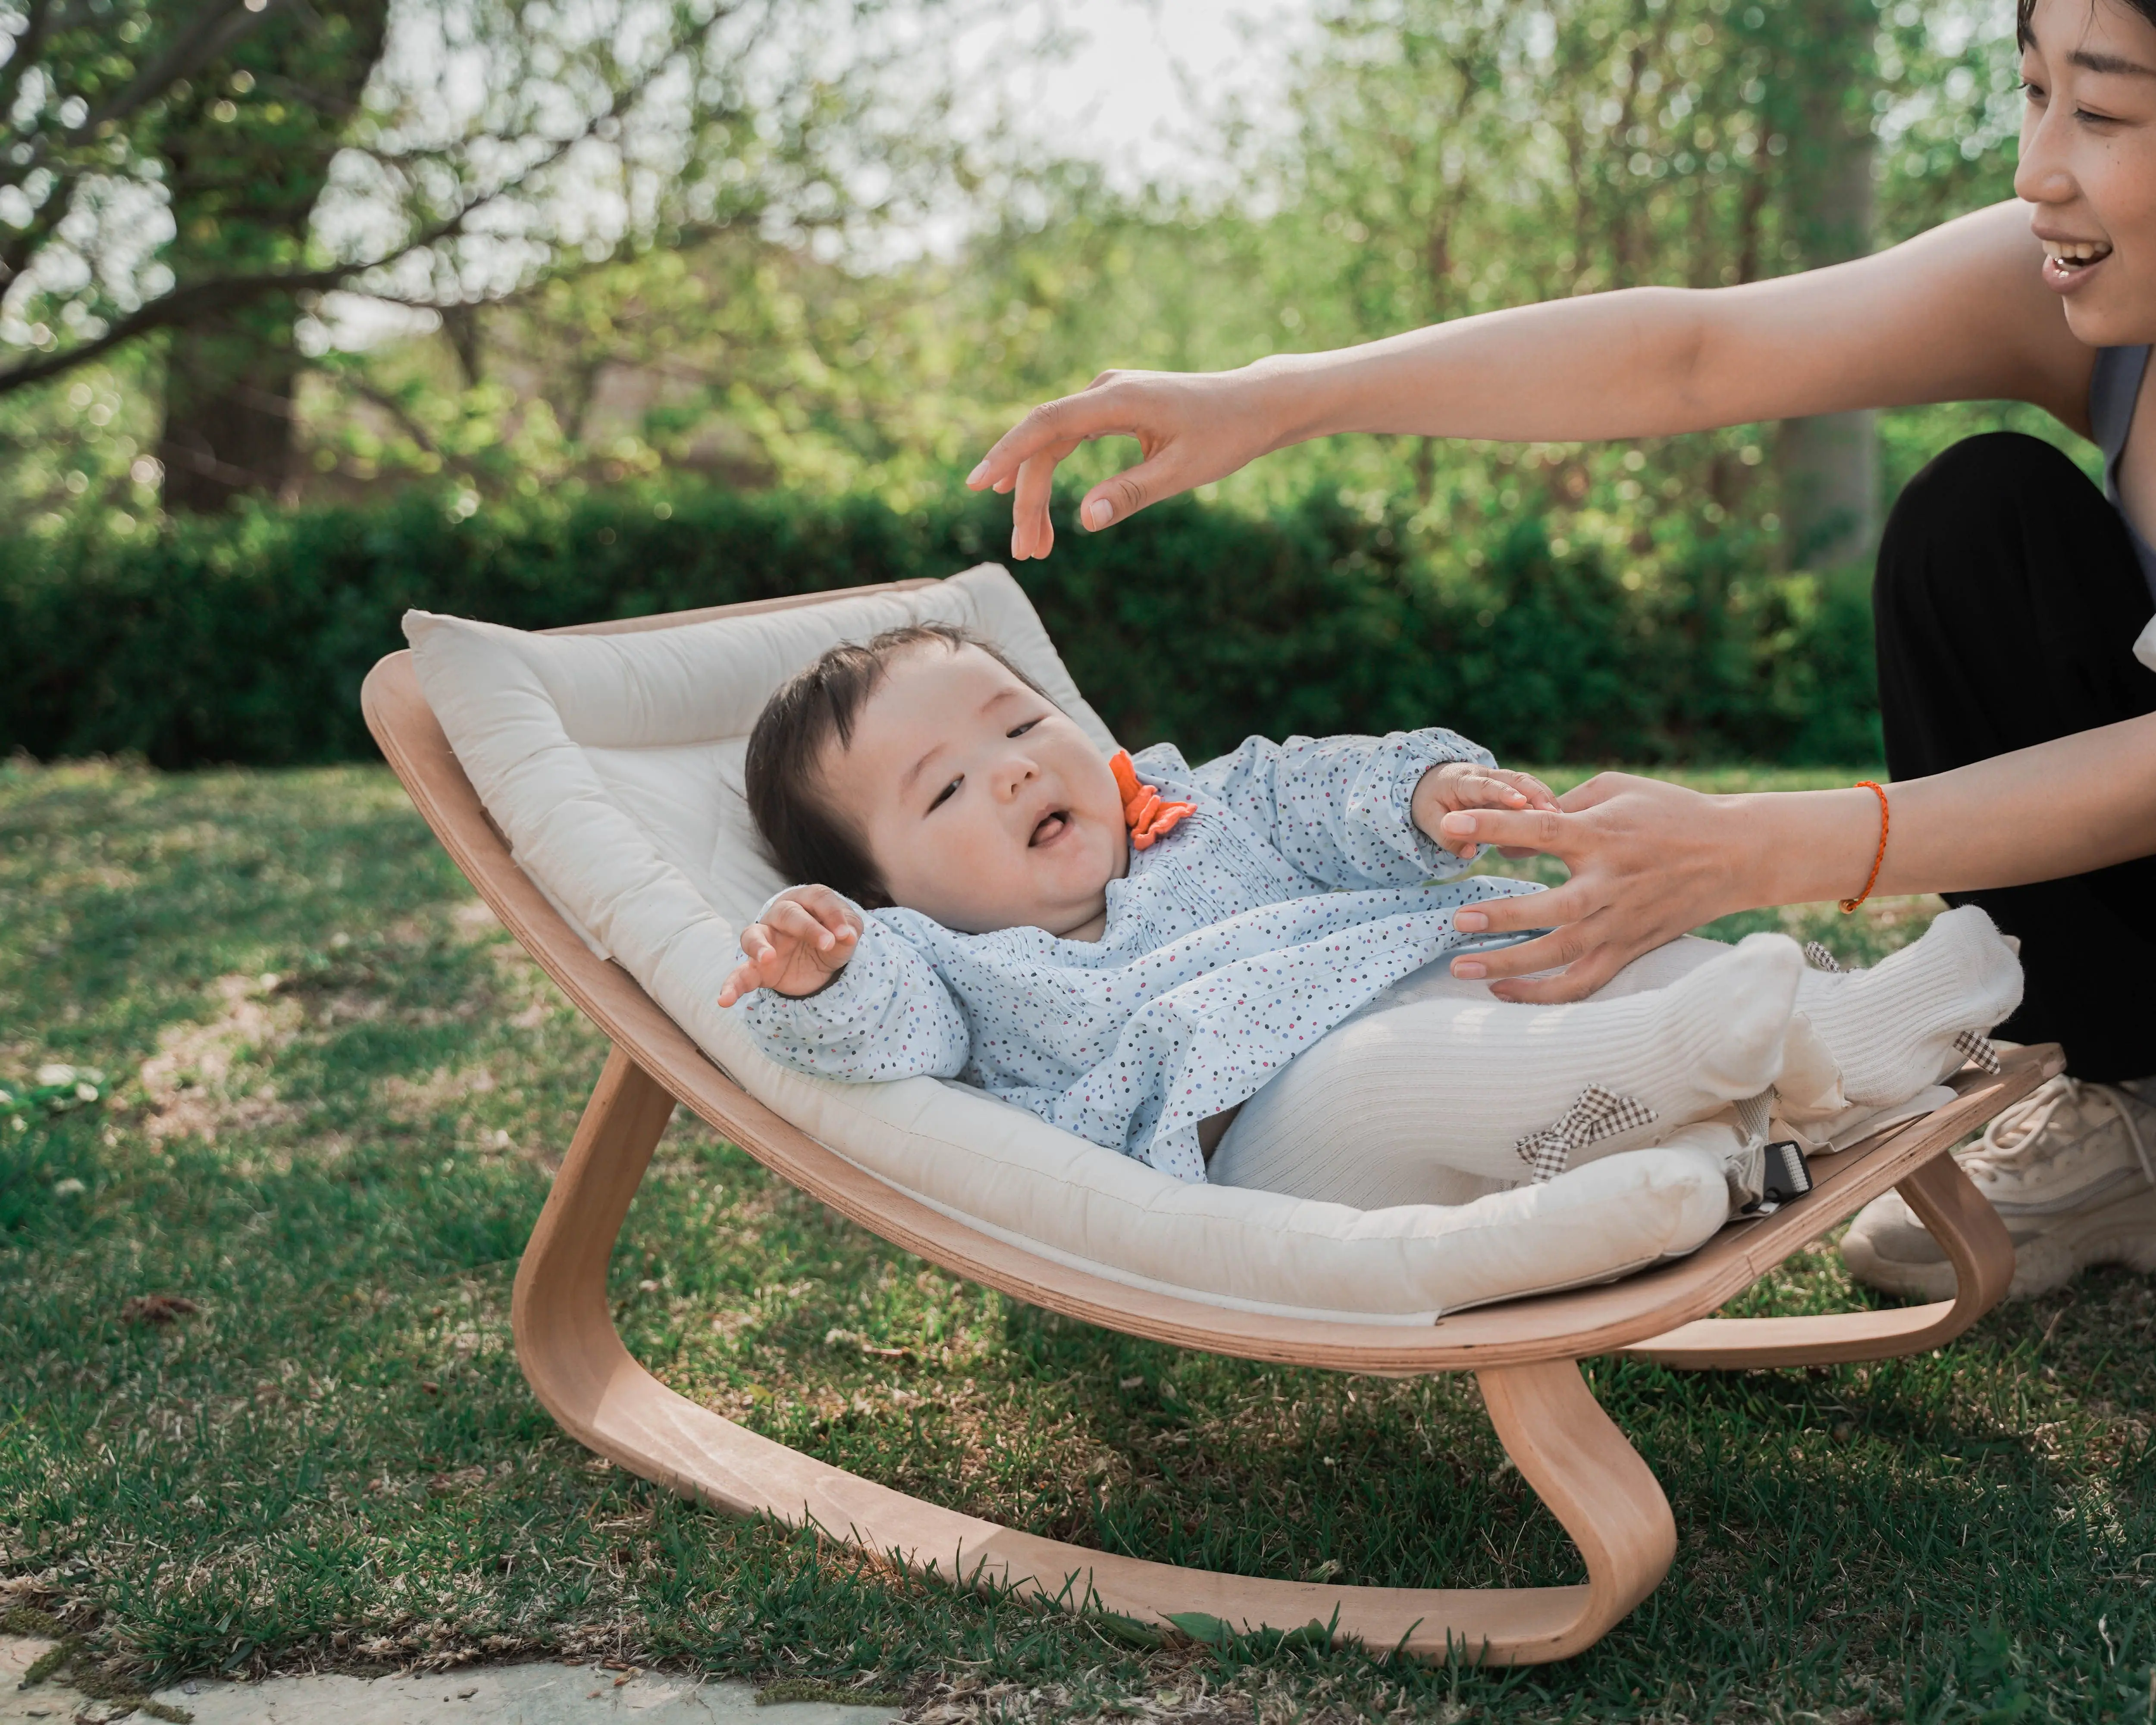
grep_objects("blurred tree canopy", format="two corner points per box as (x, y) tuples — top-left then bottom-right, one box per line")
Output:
(0, 0), (968, 508)
(0, 0), (2063, 564)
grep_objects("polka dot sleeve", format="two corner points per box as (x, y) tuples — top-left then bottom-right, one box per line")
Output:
(730, 892), (970, 1083)
(1178, 728), (1495, 888)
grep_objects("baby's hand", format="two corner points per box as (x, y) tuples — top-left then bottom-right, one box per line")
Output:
(1413, 763), (1560, 860)
(718, 886), (862, 1006)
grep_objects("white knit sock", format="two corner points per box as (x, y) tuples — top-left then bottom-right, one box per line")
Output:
(1794, 905), (2024, 1106)
(1209, 932), (1802, 1198)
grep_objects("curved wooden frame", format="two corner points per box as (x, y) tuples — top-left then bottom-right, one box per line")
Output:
(361, 579), (2061, 1665)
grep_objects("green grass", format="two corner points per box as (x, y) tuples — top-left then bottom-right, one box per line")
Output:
(2, 758), (2150, 1723)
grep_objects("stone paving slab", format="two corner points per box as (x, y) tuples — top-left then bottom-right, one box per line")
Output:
(3, 1637), (902, 1725)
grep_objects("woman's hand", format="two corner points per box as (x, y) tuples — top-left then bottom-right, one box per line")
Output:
(965, 364), (1293, 560)
(1433, 773), (1760, 1002)
(718, 886), (862, 1007)
(1432, 722), (2156, 1001)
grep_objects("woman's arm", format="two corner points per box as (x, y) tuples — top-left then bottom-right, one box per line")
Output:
(1429, 711), (2156, 1003)
(971, 200), (2093, 558)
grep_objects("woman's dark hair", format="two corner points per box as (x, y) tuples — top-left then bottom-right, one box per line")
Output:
(743, 622), (1053, 908)
(2019, 0), (2156, 45)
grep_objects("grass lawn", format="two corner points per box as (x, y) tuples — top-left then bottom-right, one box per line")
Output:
(2, 757), (2150, 1723)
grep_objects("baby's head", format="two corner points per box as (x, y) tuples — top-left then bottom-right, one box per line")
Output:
(745, 624), (1128, 938)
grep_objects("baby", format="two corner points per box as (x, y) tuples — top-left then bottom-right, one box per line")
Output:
(720, 624), (2023, 1204)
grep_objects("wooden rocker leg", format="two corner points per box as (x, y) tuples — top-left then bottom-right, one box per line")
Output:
(1621, 1150), (2018, 1370)
(511, 1046), (1676, 1664)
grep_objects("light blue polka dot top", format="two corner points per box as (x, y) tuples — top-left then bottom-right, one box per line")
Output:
(733, 729), (1545, 1183)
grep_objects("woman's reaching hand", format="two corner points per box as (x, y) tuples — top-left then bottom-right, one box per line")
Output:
(965, 364), (1293, 560)
(1434, 773), (1762, 1003)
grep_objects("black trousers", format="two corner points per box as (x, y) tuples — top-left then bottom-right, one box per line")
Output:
(1874, 431), (2156, 1082)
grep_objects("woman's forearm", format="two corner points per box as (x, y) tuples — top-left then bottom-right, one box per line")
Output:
(1739, 712), (2156, 906)
(971, 203), (2082, 557)
(1245, 201), (2082, 452)
(1249, 289), (1720, 447)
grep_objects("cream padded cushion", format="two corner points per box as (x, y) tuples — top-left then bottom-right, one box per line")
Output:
(405, 565), (1728, 1322)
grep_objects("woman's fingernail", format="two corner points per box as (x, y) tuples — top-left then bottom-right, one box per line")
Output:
(1442, 811), (1475, 834)
(1452, 960), (1488, 979)
(1085, 499), (1112, 530)
(966, 461), (988, 486)
(1454, 910), (1488, 931)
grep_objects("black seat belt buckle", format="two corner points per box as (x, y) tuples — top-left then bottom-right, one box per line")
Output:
(1745, 1140), (1814, 1216)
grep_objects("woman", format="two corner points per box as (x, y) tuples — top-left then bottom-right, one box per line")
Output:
(966, 0), (2156, 1299)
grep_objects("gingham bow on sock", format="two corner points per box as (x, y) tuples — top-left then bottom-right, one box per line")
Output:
(1514, 1084), (1658, 1183)
(1803, 942), (1844, 973)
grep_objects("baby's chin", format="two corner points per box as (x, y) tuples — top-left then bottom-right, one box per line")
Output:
(904, 829), (1122, 935)
(1008, 862), (1120, 940)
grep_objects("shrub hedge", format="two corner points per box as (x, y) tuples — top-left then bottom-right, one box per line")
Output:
(0, 485), (1881, 768)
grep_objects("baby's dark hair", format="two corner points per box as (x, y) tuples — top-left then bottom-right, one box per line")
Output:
(743, 622), (1053, 908)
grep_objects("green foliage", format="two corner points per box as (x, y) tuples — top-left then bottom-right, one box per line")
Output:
(0, 482), (1877, 770)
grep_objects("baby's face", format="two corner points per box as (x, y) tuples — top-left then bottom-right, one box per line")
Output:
(819, 642), (1128, 938)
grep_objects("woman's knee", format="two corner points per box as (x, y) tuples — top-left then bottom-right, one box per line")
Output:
(1875, 433), (2101, 619)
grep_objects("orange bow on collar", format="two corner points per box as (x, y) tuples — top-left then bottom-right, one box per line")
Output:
(1109, 750), (1195, 851)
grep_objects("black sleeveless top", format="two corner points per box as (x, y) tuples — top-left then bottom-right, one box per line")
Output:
(2083, 345), (2156, 670)
(2088, 343), (2156, 605)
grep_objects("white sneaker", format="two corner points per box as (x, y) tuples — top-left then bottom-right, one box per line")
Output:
(1840, 1074), (2156, 1300)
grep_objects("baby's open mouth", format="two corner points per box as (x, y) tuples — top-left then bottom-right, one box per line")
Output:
(1029, 810), (1070, 846)
(2045, 238), (2113, 272)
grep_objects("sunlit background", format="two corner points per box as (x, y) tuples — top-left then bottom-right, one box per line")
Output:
(0, 0), (2059, 768)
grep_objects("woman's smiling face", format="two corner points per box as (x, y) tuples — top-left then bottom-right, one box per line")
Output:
(2018, 0), (2156, 345)
(817, 640), (1128, 940)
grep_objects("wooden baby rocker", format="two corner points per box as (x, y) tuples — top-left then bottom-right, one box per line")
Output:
(362, 580), (2055, 1666)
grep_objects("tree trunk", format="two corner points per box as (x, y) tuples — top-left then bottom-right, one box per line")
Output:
(160, 310), (303, 510)
(154, 0), (390, 512)
(1776, 0), (1878, 571)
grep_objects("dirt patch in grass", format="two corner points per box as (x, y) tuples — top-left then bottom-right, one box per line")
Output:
(138, 972), (302, 1144)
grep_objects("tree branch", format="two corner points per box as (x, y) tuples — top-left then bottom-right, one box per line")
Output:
(0, 264), (344, 394)
(0, 0), (54, 132)
(0, 160), (507, 395)
(0, 0), (816, 400)
(86, 0), (282, 132)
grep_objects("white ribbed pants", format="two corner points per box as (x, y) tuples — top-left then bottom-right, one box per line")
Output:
(1207, 905), (2024, 1208)
(1206, 936), (1729, 1208)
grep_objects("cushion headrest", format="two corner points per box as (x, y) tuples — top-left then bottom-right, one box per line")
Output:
(405, 565), (1116, 936)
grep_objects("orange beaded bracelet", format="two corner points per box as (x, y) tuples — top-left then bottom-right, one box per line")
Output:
(1839, 780), (1889, 914)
